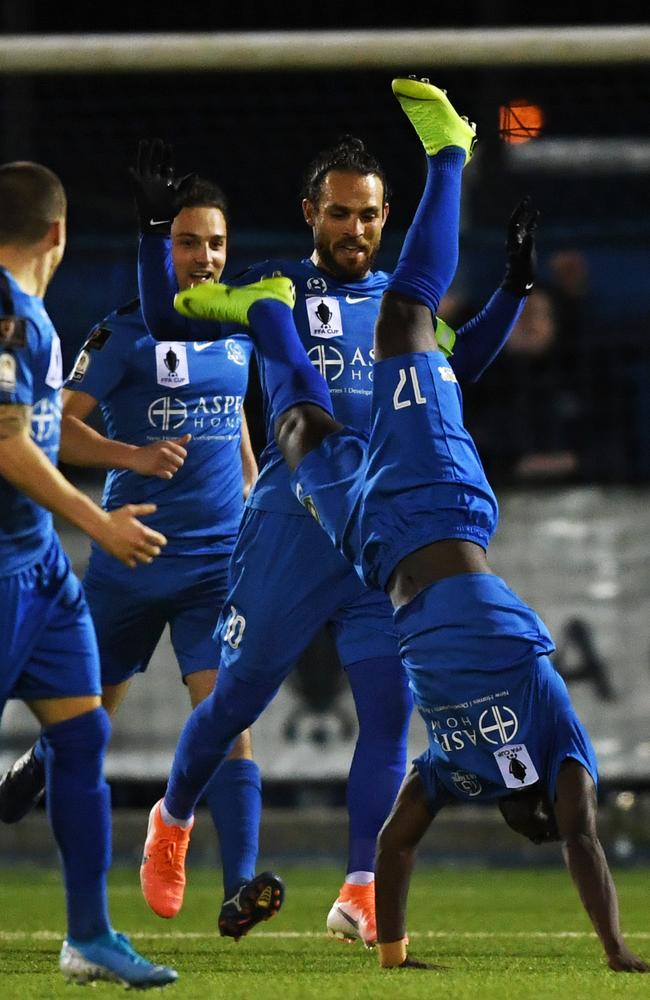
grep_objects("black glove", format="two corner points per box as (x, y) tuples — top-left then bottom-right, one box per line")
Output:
(500, 196), (539, 297)
(129, 138), (195, 235)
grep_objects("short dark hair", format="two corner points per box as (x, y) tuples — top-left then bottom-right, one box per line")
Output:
(175, 177), (229, 227)
(0, 161), (66, 245)
(301, 135), (390, 207)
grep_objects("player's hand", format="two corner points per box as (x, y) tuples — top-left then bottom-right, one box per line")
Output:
(97, 503), (167, 568)
(607, 944), (650, 972)
(128, 433), (192, 479)
(129, 138), (195, 235)
(501, 196), (539, 297)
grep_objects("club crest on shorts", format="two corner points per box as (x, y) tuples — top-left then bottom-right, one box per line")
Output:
(450, 770), (483, 797)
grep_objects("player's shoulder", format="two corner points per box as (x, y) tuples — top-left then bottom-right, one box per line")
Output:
(231, 258), (303, 286)
(84, 298), (146, 347)
(341, 269), (391, 297)
(0, 267), (51, 353)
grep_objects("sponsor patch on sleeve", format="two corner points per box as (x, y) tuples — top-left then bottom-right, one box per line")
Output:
(0, 351), (17, 392)
(84, 326), (112, 351)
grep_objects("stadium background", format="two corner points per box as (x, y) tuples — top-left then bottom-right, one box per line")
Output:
(0, 4), (649, 868)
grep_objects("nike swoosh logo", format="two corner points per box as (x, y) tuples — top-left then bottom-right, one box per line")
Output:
(149, 217), (171, 226)
(525, 282), (534, 291)
(345, 295), (371, 304)
(193, 342), (214, 352)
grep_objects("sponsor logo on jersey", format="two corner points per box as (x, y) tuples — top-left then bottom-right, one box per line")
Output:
(306, 296), (343, 339)
(0, 351), (16, 392)
(225, 338), (247, 365)
(478, 705), (519, 745)
(345, 294), (371, 304)
(148, 396), (188, 431)
(438, 365), (457, 383)
(155, 342), (189, 388)
(193, 342), (214, 352)
(31, 397), (60, 443)
(450, 770), (483, 797)
(0, 315), (26, 348)
(307, 343), (345, 382)
(493, 744), (539, 789)
(306, 276), (328, 294)
(45, 333), (63, 390)
(147, 394), (244, 434)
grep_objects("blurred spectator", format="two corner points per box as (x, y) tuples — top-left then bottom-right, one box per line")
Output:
(464, 286), (586, 484)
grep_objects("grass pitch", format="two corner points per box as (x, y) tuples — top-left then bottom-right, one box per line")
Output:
(0, 864), (647, 999)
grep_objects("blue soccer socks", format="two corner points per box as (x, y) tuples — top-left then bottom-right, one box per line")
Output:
(42, 708), (112, 941)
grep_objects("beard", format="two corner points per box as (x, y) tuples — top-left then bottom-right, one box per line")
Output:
(313, 236), (380, 282)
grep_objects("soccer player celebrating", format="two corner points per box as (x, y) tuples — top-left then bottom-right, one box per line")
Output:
(171, 78), (648, 974)
(136, 119), (535, 945)
(0, 152), (282, 939)
(0, 161), (176, 987)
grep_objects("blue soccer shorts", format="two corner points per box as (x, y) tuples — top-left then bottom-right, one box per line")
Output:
(0, 535), (100, 710)
(83, 547), (232, 684)
(215, 507), (399, 685)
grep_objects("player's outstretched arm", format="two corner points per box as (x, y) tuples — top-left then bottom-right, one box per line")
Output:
(555, 759), (649, 973)
(450, 198), (539, 383)
(60, 390), (191, 479)
(131, 137), (224, 344)
(0, 405), (166, 568)
(375, 766), (445, 970)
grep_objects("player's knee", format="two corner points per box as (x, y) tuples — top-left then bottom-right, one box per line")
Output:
(42, 706), (111, 765)
(226, 728), (254, 759)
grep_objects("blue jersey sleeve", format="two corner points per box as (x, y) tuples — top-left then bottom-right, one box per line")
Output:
(0, 319), (37, 405)
(65, 322), (130, 400)
(138, 234), (225, 343)
(449, 288), (526, 383)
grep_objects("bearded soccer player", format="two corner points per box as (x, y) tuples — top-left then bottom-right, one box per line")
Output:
(135, 101), (535, 944)
(0, 160), (176, 987)
(168, 78), (648, 975)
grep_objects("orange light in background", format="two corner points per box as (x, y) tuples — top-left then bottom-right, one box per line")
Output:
(499, 100), (545, 144)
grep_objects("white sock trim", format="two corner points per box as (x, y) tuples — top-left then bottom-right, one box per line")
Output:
(345, 871), (375, 886)
(160, 801), (193, 829)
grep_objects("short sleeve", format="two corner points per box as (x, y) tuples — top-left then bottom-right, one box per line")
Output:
(65, 323), (129, 401)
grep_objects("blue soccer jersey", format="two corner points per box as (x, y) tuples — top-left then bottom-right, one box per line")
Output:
(235, 257), (390, 516)
(66, 300), (253, 555)
(0, 267), (63, 574)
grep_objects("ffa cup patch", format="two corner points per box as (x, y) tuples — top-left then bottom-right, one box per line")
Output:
(306, 296), (342, 339)
(493, 744), (539, 789)
(155, 342), (189, 388)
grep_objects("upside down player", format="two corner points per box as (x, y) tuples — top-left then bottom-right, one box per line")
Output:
(136, 120), (537, 945)
(0, 156), (281, 938)
(0, 160), (176, 987)
(171, 79), (648, 974)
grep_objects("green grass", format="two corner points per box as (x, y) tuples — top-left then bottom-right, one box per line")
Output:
(0, 865), (648, 998)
